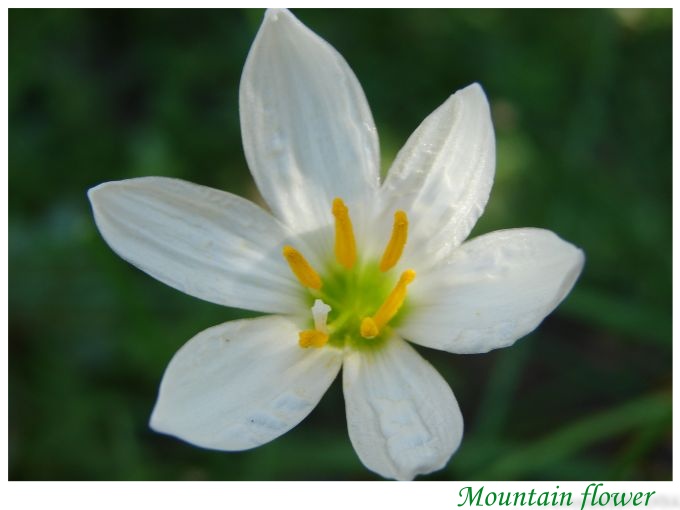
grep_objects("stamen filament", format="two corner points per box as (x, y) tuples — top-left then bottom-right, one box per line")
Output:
(282, 246), (322, 290)
(332, 198), (357, 269)
(360, 269), (416, 339)
(299, 330), (329, 348)
(379, 210), (408, 272)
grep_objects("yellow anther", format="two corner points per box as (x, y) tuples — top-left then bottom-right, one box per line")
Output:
(360, 317), (379, 339)
(360, 269), (416, 339)
(332, 198), (357, 269)
(298, 329), (329, 348)
(282, 246), (322, 290)
(379, 210), (409, 272)
(373, 269), (416, 329)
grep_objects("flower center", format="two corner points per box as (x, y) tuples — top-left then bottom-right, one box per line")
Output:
(282, 198), (415, 349)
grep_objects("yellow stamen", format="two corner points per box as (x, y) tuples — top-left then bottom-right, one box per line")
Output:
(332, 198), (357, 269)
(379, 210), (408, 272)
(360, 317), (379, 339)
(298, 329), (329, 348)
(282, 246), (322, 290)
(360, 269), (416, 339)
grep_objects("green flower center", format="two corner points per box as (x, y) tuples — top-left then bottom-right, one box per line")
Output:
(282, 198), (415, 350)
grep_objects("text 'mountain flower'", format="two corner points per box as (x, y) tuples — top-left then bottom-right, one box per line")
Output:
(88, 9), (584, 480)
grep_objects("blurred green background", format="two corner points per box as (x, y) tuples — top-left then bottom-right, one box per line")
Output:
(9, 8), (672, 480)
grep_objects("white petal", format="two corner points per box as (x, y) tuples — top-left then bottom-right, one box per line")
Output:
(240, 8), (380, 236)
(376, 84), (495, 268)
(399, 228), (585, 354)
(88, 177), (303, 314)
(343, 336), (463, 480)
(150, 315), (342, 450)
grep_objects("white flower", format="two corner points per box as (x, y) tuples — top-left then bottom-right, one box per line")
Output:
(88, 9), (584, 480)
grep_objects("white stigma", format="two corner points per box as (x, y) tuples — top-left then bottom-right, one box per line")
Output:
(311, 299), (331, 333)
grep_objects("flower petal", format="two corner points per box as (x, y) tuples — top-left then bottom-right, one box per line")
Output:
(376, 84), (495, 268)
(343, 336), (463, 480)
(399, 228), (585, 354)
(88, 177), (303, 314)
(240, 9), (380, 235)
(150, 315), (342, 451)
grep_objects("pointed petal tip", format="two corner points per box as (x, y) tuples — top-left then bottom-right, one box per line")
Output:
(148, 402), (169, 435)
(87, 181), (113, 206)
(87, 181), (104, 195)
(570, 245), (586, 280)
(458, 82), (488, 101)
(545, 229), (586, 268)
(86, 184), (99, 203)
(263, 8), (294, 25)
(148, 407), (161, 432)
(440, 82), (490, 115)
(87, 179), (134, 209)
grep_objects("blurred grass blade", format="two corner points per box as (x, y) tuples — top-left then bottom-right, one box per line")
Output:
(476, 392), (671, 479)
(562, 287), (671, 347)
